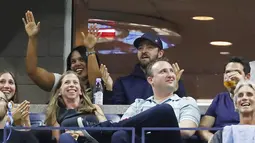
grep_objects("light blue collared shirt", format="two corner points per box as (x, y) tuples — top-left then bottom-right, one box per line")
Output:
(121, 94), (200, 126)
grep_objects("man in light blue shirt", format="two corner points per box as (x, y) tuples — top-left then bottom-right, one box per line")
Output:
(121, 95), (200, 130)
(120, 57), (200, 137)
(111, 57), (200, 143)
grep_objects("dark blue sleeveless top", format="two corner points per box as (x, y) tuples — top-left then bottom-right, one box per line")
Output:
(56, 103), (99, 127)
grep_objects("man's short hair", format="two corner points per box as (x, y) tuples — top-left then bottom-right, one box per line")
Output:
(145, 57), (169, 77)
(225, 56), (250, 75)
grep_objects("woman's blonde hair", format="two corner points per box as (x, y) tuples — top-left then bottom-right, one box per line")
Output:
(45, 71), (96, 125)
(233, 80), (255, 112)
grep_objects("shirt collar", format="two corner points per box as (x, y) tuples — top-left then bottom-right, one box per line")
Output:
(228, 92), (234, 100)
(146, 94), (181, 104)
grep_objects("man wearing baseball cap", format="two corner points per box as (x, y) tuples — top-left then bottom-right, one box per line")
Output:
(112, 33), (186, 104)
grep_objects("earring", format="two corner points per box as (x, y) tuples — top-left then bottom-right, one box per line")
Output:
(7, 102), (12, 110)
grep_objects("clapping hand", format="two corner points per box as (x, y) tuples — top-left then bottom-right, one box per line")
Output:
(11, 100), (30, 126)
(100, 64), (113, 91)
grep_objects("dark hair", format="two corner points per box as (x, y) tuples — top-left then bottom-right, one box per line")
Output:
(145, 57), (169, 77)
(0, 71), (18, 103)
(66, 46), (100, 71)
(226, 56), (250, 75)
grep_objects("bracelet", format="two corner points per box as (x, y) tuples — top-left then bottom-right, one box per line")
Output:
(86, 51), (96, 56)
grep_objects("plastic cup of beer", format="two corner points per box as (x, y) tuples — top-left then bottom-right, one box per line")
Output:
(224, 80), (236, 88)
(224, 71), (238, 88)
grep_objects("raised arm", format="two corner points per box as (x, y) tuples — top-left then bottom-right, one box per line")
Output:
(23, 11), (55, 92)
(81, 24), (102, 86)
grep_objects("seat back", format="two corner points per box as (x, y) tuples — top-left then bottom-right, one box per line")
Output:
(29, 113), (46, 126)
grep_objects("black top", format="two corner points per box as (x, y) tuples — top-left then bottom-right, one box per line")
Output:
(0, 129), (39, 143)
(57, 103), (99, 127)
(56, 106), (103, 143)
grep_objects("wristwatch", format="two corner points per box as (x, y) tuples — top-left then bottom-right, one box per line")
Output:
(86, 51), (96, 56)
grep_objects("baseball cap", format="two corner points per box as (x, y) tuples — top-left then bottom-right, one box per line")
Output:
(133, 33), (163, 49)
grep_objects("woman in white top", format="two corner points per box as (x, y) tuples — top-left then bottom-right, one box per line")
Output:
(23, 10), (113, 141)
(23, 11), (113, 101)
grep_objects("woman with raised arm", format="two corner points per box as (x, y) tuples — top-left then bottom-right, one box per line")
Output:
(23, 10), (113, 103)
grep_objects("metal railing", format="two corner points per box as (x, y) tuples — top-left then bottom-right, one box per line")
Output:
(2, 126), (224, 143)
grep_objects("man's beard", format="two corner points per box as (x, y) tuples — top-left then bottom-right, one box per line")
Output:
(139, 54), (158, 69)
(140, 61), (150, 69)
(139, 56), (151, 69)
